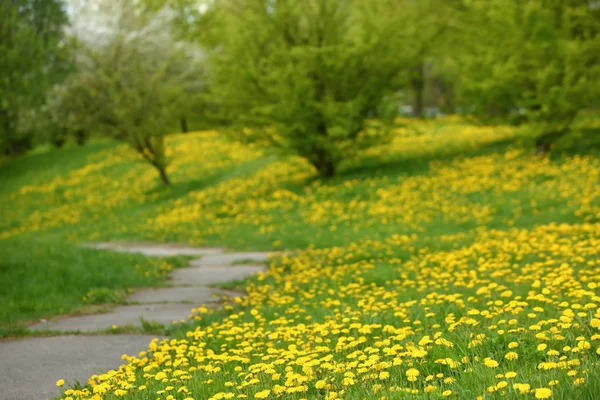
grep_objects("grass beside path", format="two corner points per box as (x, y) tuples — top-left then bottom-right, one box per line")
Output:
(0, 237), (188, 337)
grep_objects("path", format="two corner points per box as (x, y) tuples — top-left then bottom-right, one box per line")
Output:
(0, 243), (271, 400)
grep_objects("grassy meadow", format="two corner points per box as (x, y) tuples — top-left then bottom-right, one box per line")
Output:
(2, 117), (600, 399)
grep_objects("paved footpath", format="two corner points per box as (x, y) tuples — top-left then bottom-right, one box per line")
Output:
(0, 243), (271, 400)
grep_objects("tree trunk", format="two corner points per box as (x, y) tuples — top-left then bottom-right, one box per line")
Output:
(158, 167), (171, 185)
(311, 121), (336, 178)
(51, 137), (65, 148)
(75, 129), (88, 145)
(315, 156), (336, 178)
(433, 77), (455, 113)
(312, 145), (336, 178)
(5, 134), (32, 155)
(1, 108), (15, 155)
(180, 118), (188, 133)
(412, 62), (425, 118)
(535, 131), (566, 155)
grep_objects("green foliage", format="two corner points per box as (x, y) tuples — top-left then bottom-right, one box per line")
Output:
(458, 0), (600, 151)
(393, 0), (464, 117)
(208, 0), (409, 177)
(0, 0), (71, 155)
(57, 0), (205, 184)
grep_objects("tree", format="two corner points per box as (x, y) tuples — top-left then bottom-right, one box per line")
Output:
(0, 0), (70, 155)
(397, 0), (463, 118)
(62, 0), (205, 185)
(458, 0), (600, 153)
(207, 0), (408, 177)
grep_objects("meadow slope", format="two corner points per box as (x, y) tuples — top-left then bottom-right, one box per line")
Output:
(2, 118), (600, 399)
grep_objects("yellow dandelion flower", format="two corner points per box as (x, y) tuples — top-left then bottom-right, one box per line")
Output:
(315, 379), (327, 389)
(254, 389), (271, 399)
(406, 368), (419, 378)
(484, 358), (499, 368)
(513, 383), (531, 394)
(535, 388), (552, 399)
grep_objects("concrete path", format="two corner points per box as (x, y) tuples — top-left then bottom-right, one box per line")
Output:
(0, 335), (162, 400)
(0, 243), (271, 400)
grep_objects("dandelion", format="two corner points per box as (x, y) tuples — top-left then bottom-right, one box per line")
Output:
(406, 368), (419, 382)
(534, 388), (552, 399)
(254, 390), (270, 399)
(484, 358), (499, 368)
(514, 383), (531, 394)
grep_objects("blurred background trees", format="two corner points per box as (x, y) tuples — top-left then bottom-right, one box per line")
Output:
(0, 0), (71, 155)
(1, 0), (599, 178)
(457, 0), (600, 153)
(55, 0), (205, 185)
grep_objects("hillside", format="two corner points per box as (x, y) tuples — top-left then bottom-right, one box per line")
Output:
(2, 118), (600, 398)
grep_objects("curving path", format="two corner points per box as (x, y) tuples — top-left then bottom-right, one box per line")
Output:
(0, 243), (271, 400)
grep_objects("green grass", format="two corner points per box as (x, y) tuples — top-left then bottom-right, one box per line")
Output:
(0, 236), (188, 336)
(2, 117), (600, 398)
(1, 121), (599, 334)
(2, 120), (600, 334)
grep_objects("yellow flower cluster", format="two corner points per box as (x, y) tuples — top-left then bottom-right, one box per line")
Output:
(0, 132), (261, 240)
(5, 118), (599, 399)
(146, 130), (600, 247)
(60, 216), (600, 399)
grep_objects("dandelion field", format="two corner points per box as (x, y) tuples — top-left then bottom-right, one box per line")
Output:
(2, 118), (600, 399)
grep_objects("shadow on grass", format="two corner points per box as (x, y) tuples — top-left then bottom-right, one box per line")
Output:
(337, 136), (519, 182)
(554, 127), (600, 156)
(142, 156), (276, 202)
(0, 140), (118, 192)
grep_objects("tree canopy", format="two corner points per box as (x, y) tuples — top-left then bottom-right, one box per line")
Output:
(207, 0), (410, 177)
(56, 0), (205, 184)
(0, 0), (70, 155)
(458, 0), (600, 151)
